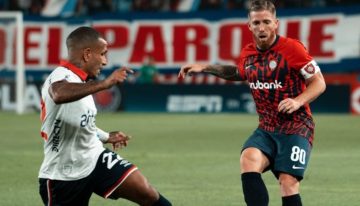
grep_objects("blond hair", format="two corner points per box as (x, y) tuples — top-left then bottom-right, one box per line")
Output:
(248, 0), (276, 17)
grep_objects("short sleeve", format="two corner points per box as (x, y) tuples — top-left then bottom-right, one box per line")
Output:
(287, 40), (313, 70)
(237, 58), (246, 80)
(236, 53), (248, 81)
(49, 67), (77, 84)
(287, 39), (321, 79)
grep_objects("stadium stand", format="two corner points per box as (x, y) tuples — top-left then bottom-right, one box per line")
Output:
(1, 0), (360, 16)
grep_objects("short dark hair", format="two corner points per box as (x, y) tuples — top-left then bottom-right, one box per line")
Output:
(66, 26), (101, 50)
(248, 0), (276, 16)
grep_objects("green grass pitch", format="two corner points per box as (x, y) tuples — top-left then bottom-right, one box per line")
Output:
(0, 111), (359, 205)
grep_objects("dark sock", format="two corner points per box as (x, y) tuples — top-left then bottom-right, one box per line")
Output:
(241, 172), (269, 206)
(152, 193), (172, 206)
(282, 194), (302, 206)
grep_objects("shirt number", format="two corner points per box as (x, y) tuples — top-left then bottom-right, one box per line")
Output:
(290, 146), (306, 165)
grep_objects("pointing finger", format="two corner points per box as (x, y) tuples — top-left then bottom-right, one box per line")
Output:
(119, 67), (134, 74)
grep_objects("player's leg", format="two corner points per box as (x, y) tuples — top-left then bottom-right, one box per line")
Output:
(273, 134), (312, 206)
(240, 129), (274, 206)
(241, 147), (270, 173)
(240, 148), (270, 206)
(92, 149), (171, 206)
(279, 173), (302, 206)
(110, 170), (171, 206)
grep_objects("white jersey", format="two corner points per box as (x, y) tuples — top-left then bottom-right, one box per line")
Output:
(39, 62), (105, 180)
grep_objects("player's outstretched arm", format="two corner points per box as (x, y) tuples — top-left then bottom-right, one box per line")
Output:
(50, 67), (133, 104)
(179, 63), (241, 81)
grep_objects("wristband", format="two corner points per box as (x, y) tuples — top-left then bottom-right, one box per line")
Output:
(97, 128), (109, 143)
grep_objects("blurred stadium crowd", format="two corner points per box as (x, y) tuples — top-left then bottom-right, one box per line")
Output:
(1, 0), (359, 17)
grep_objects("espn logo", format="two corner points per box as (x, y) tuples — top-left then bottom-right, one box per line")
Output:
(167, 95), (222, 112)
(249, 80), (283, 89)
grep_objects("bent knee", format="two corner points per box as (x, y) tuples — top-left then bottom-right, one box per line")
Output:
(279, 173), (300, 196)
(130, 175), (159, 205)
(112, 170), (160, 205)
(240, 148), (269, 173)
(139, 184), (159, 204)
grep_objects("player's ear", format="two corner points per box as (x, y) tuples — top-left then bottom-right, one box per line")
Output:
(83, 48), (91, 62)
(247, 13), (253, 31)
(248, 21), (252, 32)
(274, 18), (279, 29)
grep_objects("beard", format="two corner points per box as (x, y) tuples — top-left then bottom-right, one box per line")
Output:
(255, 33), (276, 50)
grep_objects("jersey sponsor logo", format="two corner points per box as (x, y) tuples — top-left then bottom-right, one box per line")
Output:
(80, 110), (95, 127)
(51, 119), (62, 152)
(249, 80), (283, 90)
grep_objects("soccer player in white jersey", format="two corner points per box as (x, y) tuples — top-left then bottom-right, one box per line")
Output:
(38, 26), (172, 206)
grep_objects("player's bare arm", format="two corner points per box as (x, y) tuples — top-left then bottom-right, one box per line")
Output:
(278, 72), (326, 114)
(179, 63), (242, 81)
(204, 64), (242, 81)
(49, 67), (133, 104)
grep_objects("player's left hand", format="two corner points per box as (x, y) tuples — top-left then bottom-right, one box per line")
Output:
(107, 131), (131, 150)
(278, 98), (302, 114)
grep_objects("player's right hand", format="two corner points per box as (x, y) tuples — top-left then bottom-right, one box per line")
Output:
(178, 63), (208, 78)
(107, 131), (131, 150)
(105, 67), (134, 88)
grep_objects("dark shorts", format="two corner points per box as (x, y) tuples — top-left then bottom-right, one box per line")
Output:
(39, 148), (138, 206)
(242, 128), (312, 180)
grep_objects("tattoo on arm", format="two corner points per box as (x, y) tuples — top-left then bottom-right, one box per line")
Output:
(203, 65), (242, 81)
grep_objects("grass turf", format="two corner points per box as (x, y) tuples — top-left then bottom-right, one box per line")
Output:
(0, 112), (359, 205)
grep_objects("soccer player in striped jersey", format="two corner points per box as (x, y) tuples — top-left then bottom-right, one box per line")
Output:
(38, 26), (171, 206)
(178, 0), (326, 205)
